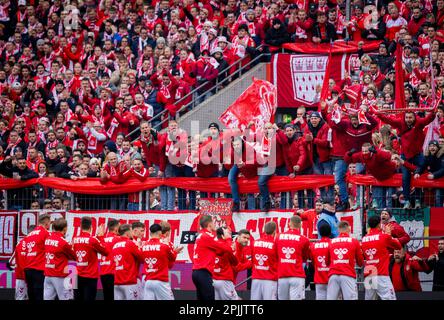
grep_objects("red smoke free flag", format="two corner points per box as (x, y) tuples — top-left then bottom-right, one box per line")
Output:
(394, 42), (406, 109)
(219, 78), (277, 131)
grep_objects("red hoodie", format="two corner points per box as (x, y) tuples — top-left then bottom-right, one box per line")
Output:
(361, 229), (401, 277)
(112, 237), (144, 285)
(99, 232), (120, 276)
(72, 231), (109, 279)
(25, 225), (50, 271)
(44, 232), (76, 277)
(381, 220), (411, 248)
(252, 234), (279, 281)
(390, 253), (430, 291)
(141, 238), (177, 282)
(345, 148), (397, 181)
(276, 229), (310, 279)
(328, 232), (364, 279)
(213, 238), (238, 282)
(192, 229), (233, 274)
(310, 237), (331, 285)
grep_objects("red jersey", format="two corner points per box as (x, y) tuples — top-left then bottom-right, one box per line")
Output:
(276, 229), (310, 279)
(299, 209), (320, 239)
(14, 238), (28, 280)
(112, 237), (144, 285)
(99, 232), (120, 276)
(24, 225), (50, 271)
(328, 233), (364, 279)
(361, 229), (401, 277)
(140, 238), (177, 282)
(213, 238), (238, 282)
(44, 232), (76, 277)
(310, 237), (331, 284)
(192, 229), (233, 274)
(72, 231), (109, 279)
(251, 234), (278, 281)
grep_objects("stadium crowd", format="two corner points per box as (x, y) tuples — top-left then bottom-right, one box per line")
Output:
(0, 0), (444, 212)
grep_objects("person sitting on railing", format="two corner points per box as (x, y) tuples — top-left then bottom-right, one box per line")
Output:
(414, 140), (444, 207)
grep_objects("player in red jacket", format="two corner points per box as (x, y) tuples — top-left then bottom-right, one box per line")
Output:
(380, 209), (411, 248)
(9, 225), (35, 300)
(141, 223), (181, 300)
(24, 214), (51, 301)
(43, 218), (76, 300)
(310, 223), (332, 300)
(72, 217), (109, 301)
(362, 215), (401, 300)
(251, 221), (279, 300)
(276, 215), (310, 300)
(296, 199), (324, 240)
(327, 221), (364, 300)
(112, 224), (145, 300)
(99, 218), (120, 301)
(192, 215), (234, 301)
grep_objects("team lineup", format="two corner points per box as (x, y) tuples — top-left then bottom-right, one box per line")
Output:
(9, 201), (412, 301)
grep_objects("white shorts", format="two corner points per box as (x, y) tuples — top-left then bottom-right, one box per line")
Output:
(251, 279), (277, 300)
(15, 279), (28, 300)
(315, 284), (328, 300)
(364, 275), (396, 300)
(327, 275), (358, 300)
(114, 284), (141, 300)
(277, 277), (305, 300)
(44, 276), (73, 300)
(143, 280), (174, 300)
(213, 280), (240, 300)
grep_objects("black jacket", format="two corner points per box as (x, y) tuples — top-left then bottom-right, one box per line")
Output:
(416, 148), (444, 178)
(361, 18), (387, 40)
(312, 22), (337, 43)
(427, 252), (444, 291)
(264, 25), (290, 47)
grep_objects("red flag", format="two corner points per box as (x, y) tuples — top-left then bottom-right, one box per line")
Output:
(319, 46), (333, 111)
(358, 110), (370, 125)
(219, 78), (277, 132)
(331, 104), (342, 124)
(343, 84), (362, 106)
(394, 42), (406, 109)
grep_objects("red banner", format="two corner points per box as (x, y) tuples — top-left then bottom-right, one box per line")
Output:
(429, 208), (444, 256)
(271, 53), (362, 108)
(219, 78), (277, 131)
(0, 211), (17, 259)
(282, 40), (382, 54)
(198, 198), (234, 230)
(17, 210), (66, 239)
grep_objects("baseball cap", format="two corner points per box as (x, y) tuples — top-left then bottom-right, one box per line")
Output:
(310, 111), (321, 118)
(171, 69), (180, 76)
(178, 27), (186, 32)
(429, 140), (439, 148)
(208, 122), (220, 131)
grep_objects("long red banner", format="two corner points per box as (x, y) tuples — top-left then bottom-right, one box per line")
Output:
(1, 174), (443, 195)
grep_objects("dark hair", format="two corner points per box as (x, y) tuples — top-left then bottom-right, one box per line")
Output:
(52, 218), (67, 232)
(132, 221), (145, 229)
(149, 223), (162, 234)
(216, 227), (226, 239)
(38, 213), (51, 225)
(238, 229), (250, 236)
(368, 215), (381, 229)
(81, 216), (92, 231)
(318, 223), (332, 238)
(264, 221), (277, 235)
(118, 224), (132, 236)
(107, 218), (119, 231)
(159, 220), (171, 234)
(338, 221), (350, 229)
(199, 215), (213, 229)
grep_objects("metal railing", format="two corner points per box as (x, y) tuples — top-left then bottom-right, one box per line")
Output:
(126, 46), (271, 140)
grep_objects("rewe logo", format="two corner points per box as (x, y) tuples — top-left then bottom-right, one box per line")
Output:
(145, 258), (158, 269)
(282, 247), (295, 259)
(317, 255), (327, 267)
(334, 248), (348, 259)
(27, 241), (35, 253)
(255, 254), (268, 266)
(45, 253), (54, 264)
(76, 251), (87, 262)
(365, 248), (377, 260)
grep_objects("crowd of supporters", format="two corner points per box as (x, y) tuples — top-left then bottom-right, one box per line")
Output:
(1, 0), (444, 211)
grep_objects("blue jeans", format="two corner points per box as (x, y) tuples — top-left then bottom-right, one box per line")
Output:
(127, 202), (139, 211)
(401, 154), (424, 202)
(333, 159), (364, 204)
(313, 158), (334, 200)
(372, 186), (395, 208)
(228, 165), (256, 209)
(160, 164), (175, 210)
(173, 165), (196, 210)
(275, 165), (289, 208)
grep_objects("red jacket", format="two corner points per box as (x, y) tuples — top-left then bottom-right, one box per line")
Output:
(390, 253), (430, 291)
(328, 233), (364, 279)
(252, 234), (279, 281)
(136, 133), (161, 167)
(361, 229), (401, 277)
(141, 238), (177, 282)
(345, 148), (397, 181)
(213, 238), (238, 282)
(196, 136), (220, 178)
(283, 136), (312, 173)
(377, 111), (436, 159)
(192, 229), (233, 274)
(381, 220), (411, 247)
(44, 232), (76, 277)
(299, 209), (320, 240)
(158, 130), (188, 172)
(310, 237), (331, 284)
(14, 238), (28, 280)
(304, 121), (331, 163)
(99, 232), (120, 276)
(276, 229), (310, 279)
(72, 231), (109, 279)
(25, 225), (50, 271)
(112, 237), (144, 285)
